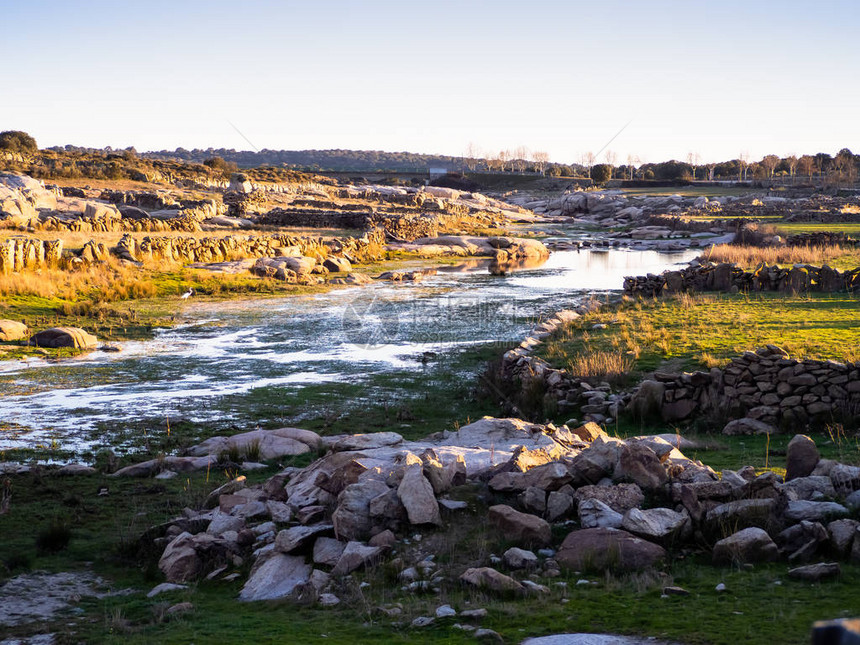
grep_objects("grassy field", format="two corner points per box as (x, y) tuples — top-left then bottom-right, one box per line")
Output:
(538, 292), (860, 377)
(774, 221), (860, 236)
(620, 185), (755, 198)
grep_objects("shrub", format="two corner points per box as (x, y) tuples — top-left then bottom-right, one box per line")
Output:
(36, 520), (72, 554)
(591, 164), (612, 185)
(0, 130), (38, 153)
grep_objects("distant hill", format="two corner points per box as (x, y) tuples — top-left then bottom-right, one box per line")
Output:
(139, 148), (473, 173)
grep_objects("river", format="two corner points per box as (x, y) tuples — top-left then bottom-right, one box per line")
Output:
(0, 248), (698, 456)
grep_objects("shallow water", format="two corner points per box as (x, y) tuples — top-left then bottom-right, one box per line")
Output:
(0, 248), (697, 453)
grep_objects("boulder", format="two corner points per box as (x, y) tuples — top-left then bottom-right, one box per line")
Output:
(827, 519), (858, 558)
(783, 500), (848, 523)
(332, 432), (403, 451)
(397, 463), (441, 526)
(275, 524), (334, 554)
(785, 434), (819, 481)
(0, 319), (27, 341)
(577, 498), (623, 529)
(779, 476), (836, 501)
(239, 553), (312, 601)
(556, 528), (666, 572)
(621, 507), (690, 544)
(323, 257), (352, 273)
(313, 537), (347, 567)
(546, 489), (575, 522)
(830, 464), (860, 496)
(614, 443), (667, 490)
(488, 505), (551, 547)
(331, 541), (383, 576)
(459, 567), (524, 594)
(503, 547), (538, 570)
(722, 418), (777, 435)
(712, 527), (779, 565)
(30, 327), (97, 349)
(332, 479), (390, 541)
(158, 532), (201, 583)
(573, 483), (644, 514)
(706, 498), (775, 532)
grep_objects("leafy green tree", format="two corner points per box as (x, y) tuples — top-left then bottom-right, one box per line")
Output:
(0, 130), (38, 153)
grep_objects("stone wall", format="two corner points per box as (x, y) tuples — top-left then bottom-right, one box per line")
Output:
(500, 307), (860, 434)
(114, 229), (387, 265)
(628, 346), (860, 432)
(623, 262), (860, 296)
(0, 229), (386, 273)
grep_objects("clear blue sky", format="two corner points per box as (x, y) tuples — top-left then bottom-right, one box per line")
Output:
(2, 0), (858, 164)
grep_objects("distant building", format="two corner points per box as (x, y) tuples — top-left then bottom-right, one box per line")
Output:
(428, 167), (447, 179)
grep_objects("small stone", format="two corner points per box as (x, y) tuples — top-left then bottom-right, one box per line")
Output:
(436, 604), (457, 618)
(165, 601), (193, 615)
(411, 616), (435, 628)
(319, 593), (341, 606)
(663, 586), (690, 596)
(715, 583), (727, 592)
(146, 582), (188, 598)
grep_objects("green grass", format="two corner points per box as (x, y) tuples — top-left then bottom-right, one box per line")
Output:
(539, 292), (860, 376)
(774, 221), (860, 236)
(620, 185), (755, 198)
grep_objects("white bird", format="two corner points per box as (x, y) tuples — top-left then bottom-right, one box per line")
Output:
(180, 288), (194, 300)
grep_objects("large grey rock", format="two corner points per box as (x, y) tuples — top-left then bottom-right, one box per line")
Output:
(783, 500), (848, 523)
(827, 519), (858, 558)
(706, 498), (775, 531)
(722, 418), (777, 435)
(788, 562), (840, 582)
(239, 554), (312, 601)
(546, 489), (575, 522)
(275, 524), (333, 554)
(503, 547), (538, 570)
(398, 463), (441, 526)
(573, 484), (644, 514)
(207, 512), (245, 537)
(830, 464), (860, 496)
(556, 528), (666, 572)
(780, 475), (836, 501)
(621, 507), (690, 544)
(785, 434), (820, 481)
(190, 428), (319, 460)
(331, 541), (383, 576)
(712, 527), (779, 565)
(332, 432), (403, 451)
(332, 479), (390, 541)
(488, 504), (551, 547)
(313, 537), (346, 567)
(614, 443), (667, 490)
(577, 498), (623, 529)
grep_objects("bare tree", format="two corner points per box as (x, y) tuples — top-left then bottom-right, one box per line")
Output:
(760, 154), (780, 179)
(686, 152), (701, 180)
(797, 155), (814, 179)
(738, 152), (750, 181)
(498, 150), (509, 173)
(580, 151), (596, 179)
(785, 155), (799, 180)
(605, 150), (617, 179)
(533, 151), (550, 175)
(464, 142), (480, 172)
(626, 154), (639, 180)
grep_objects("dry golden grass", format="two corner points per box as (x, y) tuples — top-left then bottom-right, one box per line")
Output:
(703, 243), (860, 269)
(0, 257), (164, 301)
(565, 350), (635, 384)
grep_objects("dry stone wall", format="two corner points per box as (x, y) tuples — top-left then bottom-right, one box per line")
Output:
(501, 309), (860, 434)
(623, 262), (860, 296)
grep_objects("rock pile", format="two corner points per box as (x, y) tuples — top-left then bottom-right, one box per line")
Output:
(139, 422), (860, 608)
(623, 261), (860, 296)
